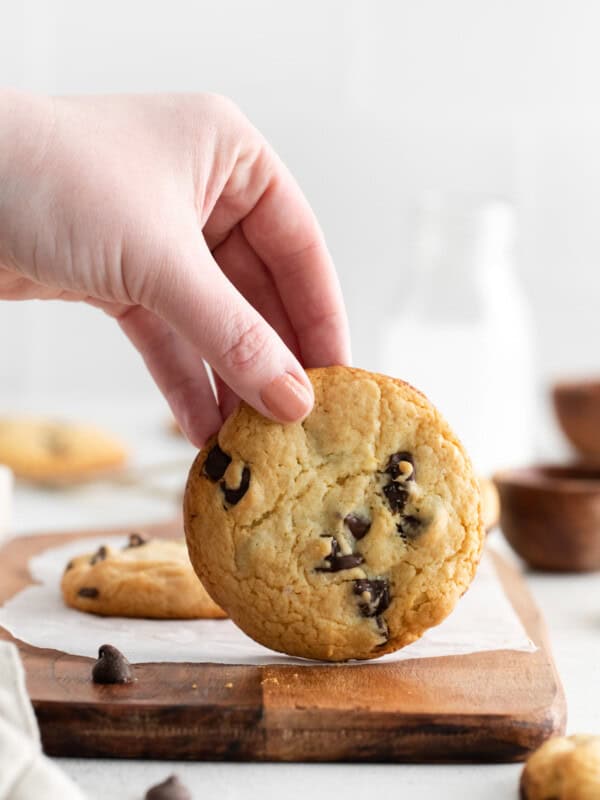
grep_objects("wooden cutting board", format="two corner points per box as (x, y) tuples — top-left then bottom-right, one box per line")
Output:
(0, 521), (566, 763)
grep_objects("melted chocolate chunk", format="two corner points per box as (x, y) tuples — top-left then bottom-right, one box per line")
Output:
(382, 481), (409, 513)
(353, 578), (390, 617)
(386, 451), (415, 481)
(125, 532), (147, 548)
(344, 513), (371, 540)
(145, 775), (192, 800)
(78, 586), (99, 599)
(221, 466), (250, 505)
(92, 644), (132, 685)
(203, 444), (232, 481)
(396, 515), (423, 541)
(90, 545), (107, 565)
(317, 538), (364, 572)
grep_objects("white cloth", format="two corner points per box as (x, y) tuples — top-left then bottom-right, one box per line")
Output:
(0, 642), (86, 800)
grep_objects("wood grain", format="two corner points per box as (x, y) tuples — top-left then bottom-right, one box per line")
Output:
(0, 521), (566, 762)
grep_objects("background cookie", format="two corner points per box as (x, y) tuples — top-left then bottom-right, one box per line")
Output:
(0, 416), (127, 482)
(62, 533), (226, 619)
(184, 366), (483, 662)
(478, 476), (500, 532)
(520, 734), (600, 799)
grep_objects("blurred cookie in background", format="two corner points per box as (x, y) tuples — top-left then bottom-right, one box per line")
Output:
(478, 476), (500, 532)
(520, 734), (600, 799)
(62, 532), (227, 619)
(0, 416), (127, 484)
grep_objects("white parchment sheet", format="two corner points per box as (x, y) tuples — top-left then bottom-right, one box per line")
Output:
(0, 536), (535, 665)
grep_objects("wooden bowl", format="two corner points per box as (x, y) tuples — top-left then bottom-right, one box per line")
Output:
(553, 379), (600, 457)
(494, 464), (600, 571)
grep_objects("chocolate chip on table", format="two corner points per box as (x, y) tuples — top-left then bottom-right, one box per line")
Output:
(203, 444), (232, 481)
(344, 514), (371, 540)
(145, 774), (192, 800)
(90, 545), (107, 565)
(396, 515), (423, 541)
(92, 644), (133, 685)
(317, 538), (364, 572)
(382, 481), (409, 513)
(353, 579), (390, 617)
(386, 451), (415, 481)
(221, 466), (250, 505)
(125, 532), (147, 548)
(78, 587), (99, 598)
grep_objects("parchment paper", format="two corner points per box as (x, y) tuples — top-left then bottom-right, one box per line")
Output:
(0, 536), (536, 665)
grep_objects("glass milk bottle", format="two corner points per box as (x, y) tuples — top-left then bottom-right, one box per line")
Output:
(379, 195), (535, 476)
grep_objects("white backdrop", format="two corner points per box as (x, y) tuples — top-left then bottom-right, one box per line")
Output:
(1, 0), (599, 413)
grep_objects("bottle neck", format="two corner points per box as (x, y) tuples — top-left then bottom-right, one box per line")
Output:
(408, 198), (517, 320)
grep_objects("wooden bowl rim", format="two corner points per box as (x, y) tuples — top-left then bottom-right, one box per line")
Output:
(553, 378), (600, 396)
(494, 463), (600, 495)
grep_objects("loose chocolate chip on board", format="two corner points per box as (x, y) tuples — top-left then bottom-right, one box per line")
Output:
(396, 515), (423, 541)
(203, 444), (232, 481)
(90, 545), (107, 565)
(125, 532), (147, 548)
(145, 774), (192, 800)
(78, 587), (99, 599)
(92, 644), (133, 685)
(317, 538), (364, 572)
(382, 481), (409, 513)
(353, 578), (390, 617)
(344, 513), (371, 540)
(221, 466), (250, 505)
(386, 451), (415, 481)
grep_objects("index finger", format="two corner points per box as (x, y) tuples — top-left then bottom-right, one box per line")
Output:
(240, 151), (352, 369)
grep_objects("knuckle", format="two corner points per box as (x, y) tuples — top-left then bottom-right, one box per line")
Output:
(202, 92), (244, 124)
(220, 317), (271, 373)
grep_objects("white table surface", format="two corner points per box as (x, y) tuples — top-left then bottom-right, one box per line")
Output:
(3, 407), (600, 800)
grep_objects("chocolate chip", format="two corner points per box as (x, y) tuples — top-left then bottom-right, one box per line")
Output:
(396, 515), (423, 541)
(386, 452), (415, 481)
(43, 428), (69, 456)
(90, 546), (107, 565)
(125, 532), (147, 548)
(353, 579), (390, 617)
(203, 444), (232, 481)
(145, 774), (192, 800)
(344, 514), (371, 540)
(64, 560), (74, 573)
(92, 644), (132, 685)
(317, 538), (364, 572)
(382, 481), (409, 513)
(78, 587), (99, 598)
(221, 466), (250, 505)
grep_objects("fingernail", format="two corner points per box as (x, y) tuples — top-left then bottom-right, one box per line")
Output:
(261, 372), (313, 422)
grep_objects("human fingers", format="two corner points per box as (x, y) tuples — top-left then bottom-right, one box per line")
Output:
(146, 234), (314, 424)
(116, 305), (222, 447)
(239, 152), (351, 368)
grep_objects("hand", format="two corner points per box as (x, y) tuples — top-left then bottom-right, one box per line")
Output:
(0, 91), (350, 445)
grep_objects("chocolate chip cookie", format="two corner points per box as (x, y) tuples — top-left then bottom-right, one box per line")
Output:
(184, 366), (483, 661)
(0, 416), (127, 482)
(520, 735), (600, 799)
(62, 533), (226, 619)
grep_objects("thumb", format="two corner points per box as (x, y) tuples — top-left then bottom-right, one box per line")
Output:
(147, 237), (314, 423)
